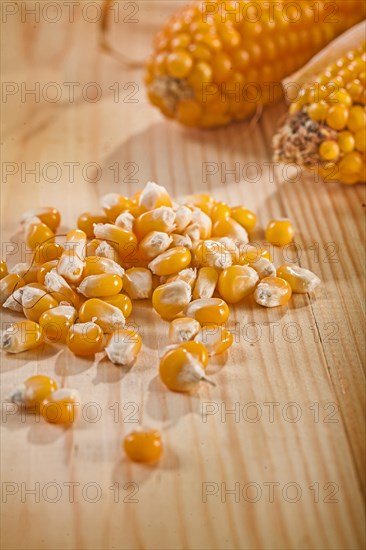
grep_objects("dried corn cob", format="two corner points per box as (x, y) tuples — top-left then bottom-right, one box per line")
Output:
(273, 43), (366, 185)
(145, 0), (364, 128)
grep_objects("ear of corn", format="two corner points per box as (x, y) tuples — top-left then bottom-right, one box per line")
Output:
(145, 0), (365, 128)
(273, 42), (366, 185)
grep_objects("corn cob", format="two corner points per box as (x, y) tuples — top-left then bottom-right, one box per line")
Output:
(145, 0), (365, 128)
(273, 43), (366, 185)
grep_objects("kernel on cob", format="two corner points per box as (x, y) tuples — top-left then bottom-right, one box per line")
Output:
(273, 43), (366, 185)
(145, 0), (365, 128)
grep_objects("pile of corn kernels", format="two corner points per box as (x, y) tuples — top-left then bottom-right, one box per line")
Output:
(0, 182), (321, 462)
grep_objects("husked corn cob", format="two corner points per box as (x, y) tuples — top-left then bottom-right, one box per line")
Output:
(274, 43), (366, 185)
(145, 0), (364, 127)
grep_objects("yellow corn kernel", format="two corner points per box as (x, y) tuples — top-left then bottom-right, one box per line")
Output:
(32, 242), (64, 265)
(194, 240), (233, 269)
(249, 257), (276, 280)
(21, 207), (61, 232)
(83, 256), (125, 277)
(101, 193), (131, 222)
(194, 324), (233, 356)
(10, 263), (39, 284)
(64, 229), (87, 259)
(0, 260), (8, 279)
(192, 266), (218, 299)
(210, 202), (231, 223)
(237, 244), (272, 264)
(152, 280), (192, 319)
(175, 340), (209, 367)
(169, 317), (201, 343)
(231, 206), (257, 232)
(93, 223), (137, 258)
(11, 374), (58, 410)
(41, 388), (80, 425)
(148, 246), (191, 276)
(159, 347), (212, 393)
(218, 265), (258, 303)
(44, 269), (80, 308)
(212, 217), (248, 243)
(115, 212), (135, 232)
(165, 267), (197, 288)
(22, 286), (58, 322)
(174, 205), (192, 232)
(77, 212), (108, 238)
(105, 328), (142, 365)
(183, 193), (214, 216)
(254, 276), (292, 307)
(170, 233), (193, 249)
(124, 429), (163, 463)
(184, 297), (230, 325)
(79, 298), (125, 333)
(276, 264), (321, 293)
(24, 216), (55, 250)
(102, 294), (132, 318)
(66, 321), (104, 356)
(37, 260), (58, 284)
(57, 251), (85, 283)
(265, 219), (294, 246)
(134, 207), (176, 240)
(39, 305), (78, 342)
(123, 267), (153, 299)
(77, 274), (123, 298)
(1, 320), (44, 353)
(139, 231), (172, 259)
(2, 285), (25, 312)
(347, 105), (366, 132)
(138, 181), (172, 210)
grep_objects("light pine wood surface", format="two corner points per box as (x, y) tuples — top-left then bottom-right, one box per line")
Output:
(1, 3), (365, 549)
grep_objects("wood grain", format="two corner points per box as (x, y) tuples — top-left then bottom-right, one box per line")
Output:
(1, 3), (365, 549)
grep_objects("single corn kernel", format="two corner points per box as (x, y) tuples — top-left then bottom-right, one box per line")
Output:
(37, 260), (58, 284)
(2, 286), (25, 312)
(66, 322), (104, 356)
(44, 269), (80, 308)
(212, 217), (248, 243)
(24, 216), (55, 249)
(95, 240), (120, 261)
(192, 266), (218, 299)
(57, 251), (85, 283)
(169, 317), (201, 343)
(210, 202), (231, 223)
(103, 294), (132, 318)
(194, 240), (233, 269)
(138, 181), (172, 210)
(276, 264), (321, 293)
(326, 104), (349, 130)
(134, 207), (176, 240)
(22, 286), (58, 322)
(0, 260), (8, 279)
(10, 263), (39, 284)
(139, 231), (172, 259)
(93, 223), (138, 258)
(265, 219), (294, 246)
(218, 265), (258, 303)
(11, 374), (58, 410)
(39, 305), (78, 342)
(83, 256), (125, 277)
(115, 212), (135, 232)
(152, 280), (192, 319)
(41, 388), (80, 425)
(77, 212), (108, 238)
(64, 229), (87, 259)
(123, 268), (153, 299)
(101, 193), (131, 222)
(174, 205), (192, 232)
(249, 257), (276, 280)
(347, 105), (366, 132)
(319, 140), (340, 161)
(1, 320), (44, 353)
(77, 274), (123, 298)
(159, 347), (212, 393)
(105, 328), (142, 365)
(170, 233), (193, 249)
(32, 241), (64, 265)
(230, 206), (257, 232)
(166, 267), (197, 288)
(124, 429), (163, 463)
(254, 276), (292, 307)
(21, 207), (61, 232)
(194, 324), (233, 356)
(79, 298), (125, 333)
(175, 340), (209, 367)
(238, 244), (272, 264)
(184, 297), (230, 325)
(148, 246), (191, 276)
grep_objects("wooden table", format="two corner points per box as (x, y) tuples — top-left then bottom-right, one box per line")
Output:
(1, 2), (365, 549)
